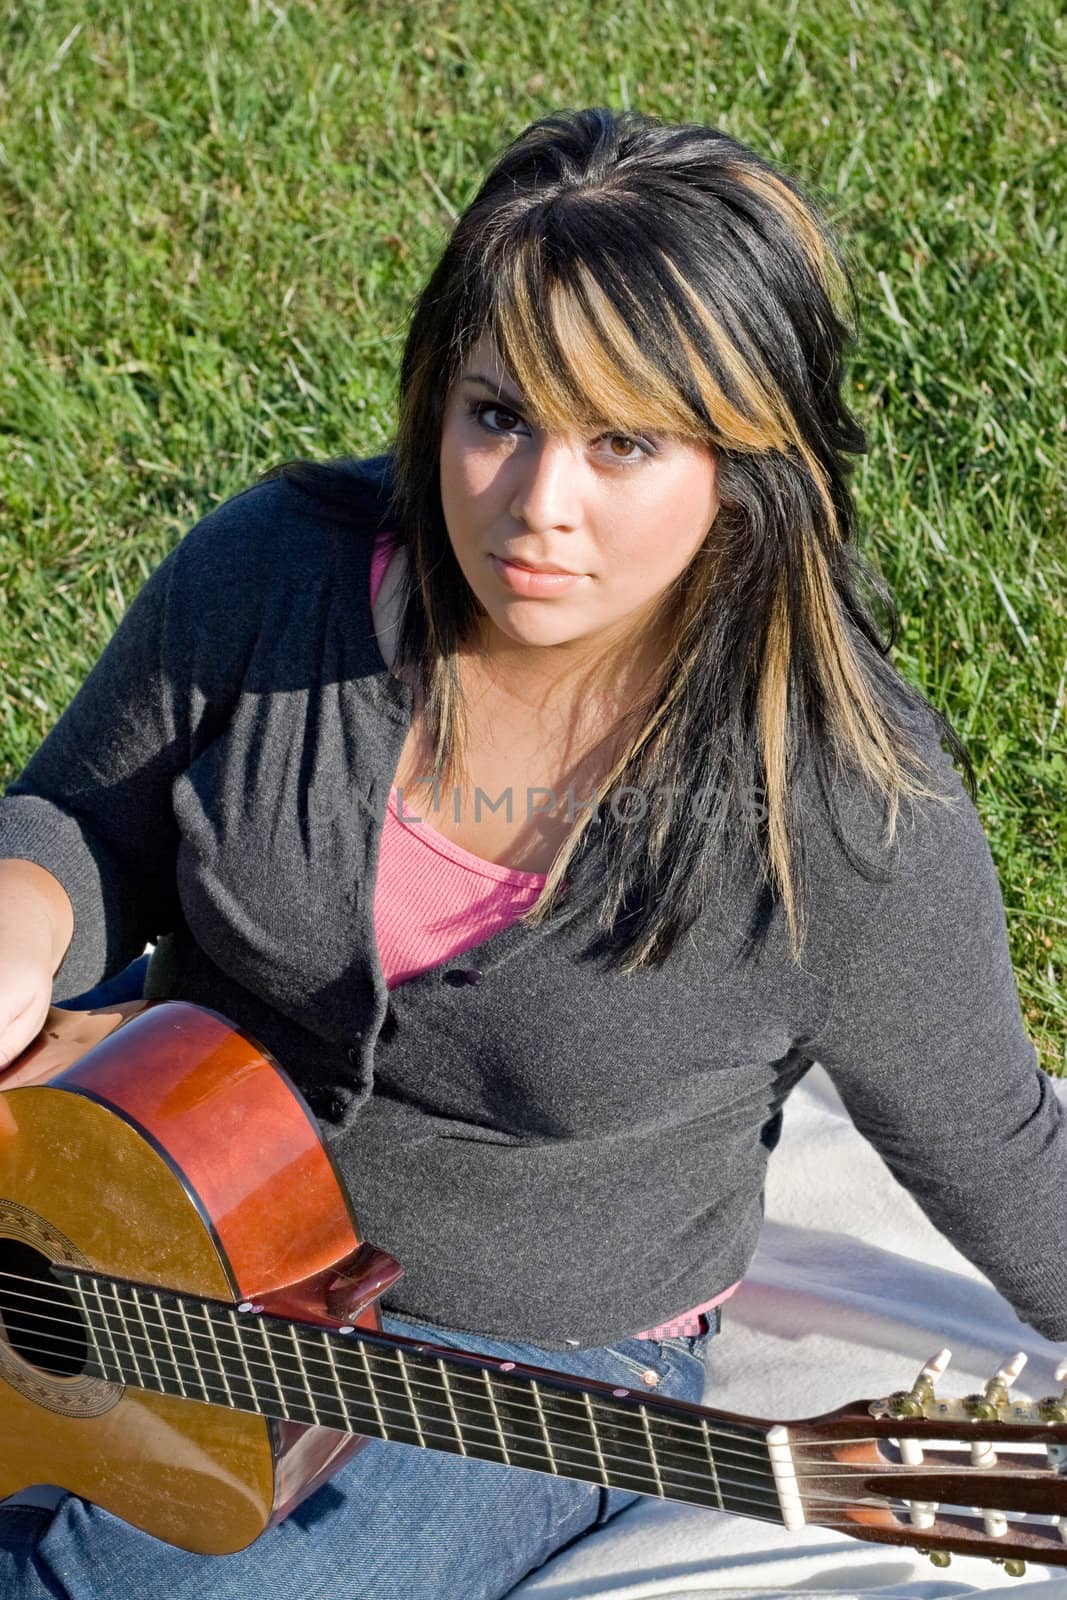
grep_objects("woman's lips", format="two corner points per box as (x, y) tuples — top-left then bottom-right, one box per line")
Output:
(490, 555), (588, 595)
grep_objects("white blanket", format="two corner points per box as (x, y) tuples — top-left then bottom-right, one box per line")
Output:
(512, 1065), (1067, 1599)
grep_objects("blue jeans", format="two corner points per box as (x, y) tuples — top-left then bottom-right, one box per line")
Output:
(5, 957), (717, 1596)
(53, 952), (152, 1011)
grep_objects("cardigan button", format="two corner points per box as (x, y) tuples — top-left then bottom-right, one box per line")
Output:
(444, 967), (483, 986)
(307, 1085), (342, 1116)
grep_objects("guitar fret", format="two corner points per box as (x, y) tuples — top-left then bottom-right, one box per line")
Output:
(582, 1391), (610, 1486)
(246, 1316), (292, 1420)
(108, 1281), (145, 1386)
(191, 1299), (236, 1401)
(529, 1381), (559, 1474)
(355, 1340), (390, 1439)
(150, 1289), (188, 1398)
(286, 1326), (321, 1424)
(701, 1417), (725, 1511)
(436, 1358), (468, 1455)
(394, 1349), (427, 1447)
(128, 1287), (168, 1394)
(83, 1277), (125, 1384)
(174, 1296), (211, 1403)
(640, 1405), (665, 1496)
(320, 1333), (356, 1432)
(199, 1305), (237, 1407)
(482, 1370), (512, 1465)
(224, 1308), (265, 1412)
(511, 1383), (616, 1484)
(69, 1278), (113, 1383)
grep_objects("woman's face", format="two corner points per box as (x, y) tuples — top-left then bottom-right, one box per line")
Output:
(438, 332), (719, 687)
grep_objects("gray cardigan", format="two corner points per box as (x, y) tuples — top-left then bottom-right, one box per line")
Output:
(3, 461), (1064, 1349)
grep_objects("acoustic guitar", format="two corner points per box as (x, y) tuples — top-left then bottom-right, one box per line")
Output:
(1, 997), (1065, 1578)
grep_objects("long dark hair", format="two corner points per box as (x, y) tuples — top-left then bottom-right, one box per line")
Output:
(265, 106), (974, 971)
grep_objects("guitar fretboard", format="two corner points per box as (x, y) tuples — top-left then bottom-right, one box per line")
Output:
(55, 1267), (779, 1521)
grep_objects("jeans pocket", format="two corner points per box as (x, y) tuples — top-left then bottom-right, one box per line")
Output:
(608, 1325), (716, 1401)
(607, 1338), (684, 1390)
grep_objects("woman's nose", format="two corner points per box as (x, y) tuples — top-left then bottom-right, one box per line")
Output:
(509, 436), (582, 531)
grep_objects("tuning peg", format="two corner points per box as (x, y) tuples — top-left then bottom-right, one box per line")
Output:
(890, 1351), (951, 1528)
(984, 1351), (1027, 1406)
(1041, 1374), (1067, 1542)
(1032, 1361), (1067, 1545)
(915, 1347), (953, 1392)
(961, 1352), (1029, 1536)
(1038, 1357), (1067, 1423)
(964, 1352), (1027, 1424)
(927, 1550), (951, 1568)
(890, 1347), (952, 1418)
(964, 1352), (1027, 1465)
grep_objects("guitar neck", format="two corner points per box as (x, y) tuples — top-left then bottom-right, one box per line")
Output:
(57, 1265), (780, 1523)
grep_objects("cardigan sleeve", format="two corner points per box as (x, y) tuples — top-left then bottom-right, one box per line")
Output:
(0, 479), (286, 1002)
(806, 734), (1067, 1341)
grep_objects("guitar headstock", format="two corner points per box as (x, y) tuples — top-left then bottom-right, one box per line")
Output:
(790, 1348), (1067, 1576)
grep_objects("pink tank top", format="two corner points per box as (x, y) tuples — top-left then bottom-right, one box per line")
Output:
(369, 530), (738, 1340)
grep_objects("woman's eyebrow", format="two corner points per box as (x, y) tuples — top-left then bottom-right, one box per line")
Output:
(459, 371), (528, 412)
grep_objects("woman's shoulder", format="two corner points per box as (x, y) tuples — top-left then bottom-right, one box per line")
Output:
(170, 454), (393, 594)
(797, 692), (1001, 938)
(140, 457), (395, 698)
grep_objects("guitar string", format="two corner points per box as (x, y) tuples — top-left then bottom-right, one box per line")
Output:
(0, 1289), (778, 1478)
(0, 1272), (1058, 1478)
(2, 1314), (1061, 1536)
(0, 1329), (805, 1516)
(1, 1291), (1059, 1515)
(0, 1270), (1018, 1475)
(0, 1270), (766, 1451)
(2, 1317), (1035, 1530)
(2, 1338), (1059, 1556)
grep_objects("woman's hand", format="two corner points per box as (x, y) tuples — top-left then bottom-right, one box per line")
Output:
(0, 943), (56, 1071)
(0, 861), (73, 1069)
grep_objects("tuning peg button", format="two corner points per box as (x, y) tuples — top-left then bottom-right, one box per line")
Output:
(985, 1352), (1027, 1407)
(891, 1348), (952, 1419)
(914, 1348), (953, 1393)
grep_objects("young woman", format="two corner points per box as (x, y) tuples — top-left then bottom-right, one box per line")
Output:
(0, 106), (1063, 1599)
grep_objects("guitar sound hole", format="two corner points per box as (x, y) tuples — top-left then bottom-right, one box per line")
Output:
(0, 1238), (87, 1378)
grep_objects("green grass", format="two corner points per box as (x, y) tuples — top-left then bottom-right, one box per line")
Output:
(0, 0), (1064, 1070)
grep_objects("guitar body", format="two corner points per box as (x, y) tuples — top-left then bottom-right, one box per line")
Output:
(0, 999), (376, 1554)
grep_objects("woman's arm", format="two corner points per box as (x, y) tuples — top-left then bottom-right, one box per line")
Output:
(805, 732), (1067, 1341)
(0, 858), (76, 1066)
(0, 477), (287, 1003)
(0, 858), (74, 976)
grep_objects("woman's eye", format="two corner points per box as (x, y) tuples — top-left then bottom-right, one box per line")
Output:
(469, 401), (522, 434)
(606, 434), (643, 460)
(466, 401), (653, 461)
